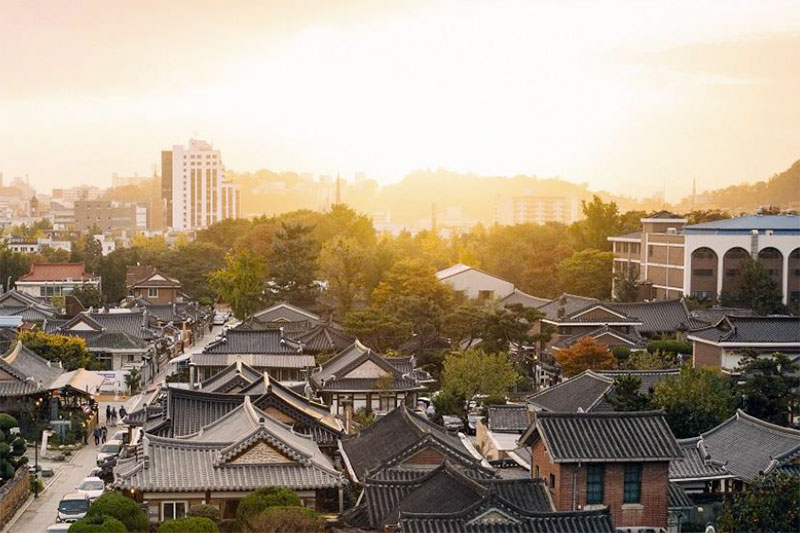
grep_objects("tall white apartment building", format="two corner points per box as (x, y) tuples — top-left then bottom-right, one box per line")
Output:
(161, 139), (239, 230)
(495, 195), (580, 226)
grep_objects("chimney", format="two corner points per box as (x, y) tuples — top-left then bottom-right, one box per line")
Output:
(342, 398), (354, 435)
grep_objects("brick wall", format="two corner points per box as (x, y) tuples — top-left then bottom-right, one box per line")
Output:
(693, 341), (722, 369)
(0, 468), (31, 529)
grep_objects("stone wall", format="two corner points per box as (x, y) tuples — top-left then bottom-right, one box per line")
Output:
(0, 468), (31, 529)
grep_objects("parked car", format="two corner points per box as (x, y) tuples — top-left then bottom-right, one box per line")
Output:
(441, 415), (465, 432)
(56, 493), (90, 523)
(96, 439), (123, 465)
(466, 415), (482, 436)
(75, 476), (105, 501)
(212, 312), (228, 326)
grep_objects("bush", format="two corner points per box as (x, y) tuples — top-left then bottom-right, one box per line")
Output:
(647, 340), (691, 355)
(158, 517), (219, 533)
(187, 504), (221, 522)
(235, 487), (301, 527)
(481, 395), (506, 407)
(86, 491), (149, 533)
(68, 515), (126, 533)
(244, 506), (323, 533)
(610, 345), (631, 363)
(431, 391), (464, 417)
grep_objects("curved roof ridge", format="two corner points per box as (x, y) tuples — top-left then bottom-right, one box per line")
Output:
(3, 340), (23, 364)
(734, 409), (800, 437)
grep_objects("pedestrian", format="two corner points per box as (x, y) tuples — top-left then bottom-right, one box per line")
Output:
(111, 407), (117, 426)
(119, 405), (127, 420)
(93, 426), (100, 446)
(105, 405), (111, 423)
(101, 425), (107, 443)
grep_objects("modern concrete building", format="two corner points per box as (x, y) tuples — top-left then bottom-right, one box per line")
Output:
(74, 200), (147, 233)
(161, 138), (239, 230)
(495, 195), (580, 226)
(610, 213), (800, 305)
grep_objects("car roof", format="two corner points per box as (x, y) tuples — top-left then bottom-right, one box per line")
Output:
(104, 439), (123, 445)
(62, 492), (88, 500)
(80, 476), (103, 482)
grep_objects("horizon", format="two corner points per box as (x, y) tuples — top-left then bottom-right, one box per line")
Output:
(2, 1), (800, 202)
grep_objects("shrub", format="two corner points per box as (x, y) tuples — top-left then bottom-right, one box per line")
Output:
(158, 517), (219, 533)
(244, 506), (323, 533)
(610, 345), (631, 363)
(187, 504), (221, 522)
(235, 487), (301, 527)
(86, 491), (149, 533)
(68, 515), (126, 533)
(647, 340), (691, 355)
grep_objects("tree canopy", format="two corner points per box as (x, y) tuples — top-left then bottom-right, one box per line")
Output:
(554, 337), (616, 377)
(440, 348), (519, 401)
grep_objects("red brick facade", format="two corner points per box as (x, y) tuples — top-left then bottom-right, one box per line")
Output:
(530, 440), (669, 529)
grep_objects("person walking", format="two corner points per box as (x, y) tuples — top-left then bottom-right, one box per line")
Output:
(93, 426), (100, 446)
(101, 425), (107, 443)
(119, 405), (127, 420)
(111, 407), (117, 426)
(105, 405), (111, 424)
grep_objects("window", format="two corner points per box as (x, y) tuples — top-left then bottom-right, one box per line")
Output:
(163, 501), (187, 521)
(725, 269), (739, 277)
(534, 465), (540, 478)
(648, 245), (654, 258)
(623, 464), (642, 503)
(478, 290), (494, 300)
(693, 269), (713, 277)
(549, 473), (556, 491)
(148, 288), (159, 298)
(586, 464), (604, 504)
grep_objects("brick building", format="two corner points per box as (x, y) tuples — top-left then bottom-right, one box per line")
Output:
(519, 411), (682, 530)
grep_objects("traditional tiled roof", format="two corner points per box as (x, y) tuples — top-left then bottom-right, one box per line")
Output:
(57, 311), (157, 340)
(203, 329), (302, 354)
(607, 300), (693, 335)
(240, 303), (324, 332)
(398, 511), (615, 533)
(488, 405), (529, 433)
(291, 323), (354, 354)
(526, 369), (679, 413)
(127, 268), (181, 288)
(311, 340), (425, 393)
(536, 294), (599, 321)
(18, 262), (95, 282)
(191, 353), (316, 370)
(498, 289), (550, 310)
(668, 482), (694, 510)
(688, 316), (800, 345)
(519, 411), (682, 463)
(0, 341), (101, 397)
(114, 397), (345, 493)
(670, 410), (800, 482)
(544, 303), (642, 326)
(0, 291), (56, 319)
(78, 331), (152, 351)
(340, 405), (489, 482)
(200, 361), (263, 393)
(551, 325), (645, 350)
(0, 290), (50, 309)
(4, 305), (56, 321)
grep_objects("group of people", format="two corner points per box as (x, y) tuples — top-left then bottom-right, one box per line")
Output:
(93, 425), (108, 445)
(92, 404), (128, 446)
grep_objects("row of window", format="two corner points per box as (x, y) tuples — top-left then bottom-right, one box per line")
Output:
(586, 463), (642, 505)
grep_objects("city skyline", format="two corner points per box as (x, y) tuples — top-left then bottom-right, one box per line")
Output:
(2, 1), (800, 201)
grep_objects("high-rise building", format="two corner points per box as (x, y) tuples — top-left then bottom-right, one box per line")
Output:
(495, 195), (580, 226)
(161, 139), (239, 230)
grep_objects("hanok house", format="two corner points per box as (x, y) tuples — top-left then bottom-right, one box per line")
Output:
(688, 315), (800, 373)
(541, 301), (647, 353)
(0, 289), (57, 323)
(670, 409), (800, 495)
(114, 397), (347, 522)
(15, 262), (101, 298)
(239, 302), (326, 334)
(310, 340), (427, 417)
(125, 266), (183, 304)
(291, 323), (355, 357)
(343, 461), (615, 533)
(190, 328), (315, 384)
(339, 404), (490, 484)
(475, 404), (532, 468)
(134, 300), (212, 350)
(526, 369), (680, 413)
(128, 380), (343, 453)
(519, 410), (683, 530)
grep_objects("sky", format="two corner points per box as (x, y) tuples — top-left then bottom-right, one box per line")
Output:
(1, 0), (799, 201)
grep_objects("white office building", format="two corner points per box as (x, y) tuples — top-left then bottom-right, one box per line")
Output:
(161, 139), (240, 230)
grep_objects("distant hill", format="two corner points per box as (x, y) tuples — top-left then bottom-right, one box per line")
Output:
(677, 159), (800, 212)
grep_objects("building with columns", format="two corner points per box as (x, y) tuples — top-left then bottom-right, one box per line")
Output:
(610, 213), (800, 306)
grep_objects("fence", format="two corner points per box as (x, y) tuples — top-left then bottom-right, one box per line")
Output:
(0, 468), (31, 529)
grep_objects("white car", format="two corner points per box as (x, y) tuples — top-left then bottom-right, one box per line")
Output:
(96, 439), (123, 465)
(75, 476), (105, 500)
(212, 312), (228, 326)
(56, 493), (90, 523)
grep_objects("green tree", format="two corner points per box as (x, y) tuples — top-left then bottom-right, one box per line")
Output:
(568, 196), (622, 251)
(342, 309), (411, 353)
(0, 413), (28, 481)
(737, 351), (800, 427)
(603, 375), (651, 412)
(440, 348), (519, 400)
(244, 506), (324, 533)
(18, 330), (95, 371)
(85, 491), (149, 533)
(623, 350), (676, 370)
(71, 234), (103, 273)
(158, 517), (219, 533)
(554, 337), (616, 377)
(318, 236), (368, 318)
(68, 515), (127, 533)
(125, 368), (142, 395)
(651, 366), (738, 438)
(187, 504), (221, 522)
(556, 249), (613, 299)
(209, 249), (267, 320)
(685, 209), (730, 225)
(739, 259), (787, 315)
(152, 241), (226, 299)
(71, 285), (104, 308)
(613, 262), (640, 302)
(480, 304), (543, 354)
(235, 487), (302, 529)
(717, 472), (799, 533)
(0, 244), (33, 291)
(442, 303), (490, 348)
(268, 222), (319, 305)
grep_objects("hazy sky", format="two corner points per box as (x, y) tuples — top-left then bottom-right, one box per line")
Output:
(1, 0), (799, 200)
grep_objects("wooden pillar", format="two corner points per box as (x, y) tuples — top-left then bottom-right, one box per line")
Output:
(338, 486), (344, 513)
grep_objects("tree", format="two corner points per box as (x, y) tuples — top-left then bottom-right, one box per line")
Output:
(125, 368), (142, 395)
(479, 304), (543, 354)
(158, 517), (219, 533)
(71, 285), (104, 309)
(737, 351), (800, 427)
(554, 337), (616, 377)
(651, 366), (738, 438)
(0, 413), (28, 481)
(187, 504), (221, 522)
(236, 487), (302, 528)
(604, 376), (651, 412)
(18, 330), (95, 371)
(68, 515), (127, 533)
(244, 506), (324, 533)
(440, 348), (519, 400)
(556, 249), (614, 299)
(442, 303), (490, 348)
(685, 209), (730, 225)
(568, 196), (622, 251)
(71, 234), (103, 274)
(613, 262), (640, 302)
(209, 249), (267, 320)
(717, 472), (799, 533)
(268, 222), (319, 305)
(0, 244), (33, 291)
(318, 236), (368, 318)
(739, 259), (787, 315)
(85, 491), (149, 533)
(623, 350), (676, 370)
(342, 309), (412, 352)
